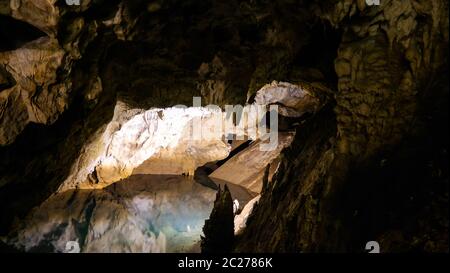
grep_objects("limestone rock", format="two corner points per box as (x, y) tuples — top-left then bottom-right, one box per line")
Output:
(59, 103), (233, 191)
(59, 88), (302, 191)
(319, 0), (449, 158)
(254, 81), (323, 117)
(9, 0), (60, 37)
(234, 0), (449, 252)
(0, 37), (70, 145)
(234, 195), (260, 235)
(209, 132), (295, 194)
(94, 106), (231, 185)
(197, 53), (252, 106)
(0, 0), (446, 253)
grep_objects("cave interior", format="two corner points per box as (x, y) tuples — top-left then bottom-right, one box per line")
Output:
(0, 0), (448, 253)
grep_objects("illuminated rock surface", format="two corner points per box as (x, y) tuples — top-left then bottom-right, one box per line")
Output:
(209, 132), (295, 194)
(59, 104), (233, 191)
(88, 107), (231, 188)
(59, 101), (278, 191)
(234, 195), (260, 235)
(254, 81), (323, 117)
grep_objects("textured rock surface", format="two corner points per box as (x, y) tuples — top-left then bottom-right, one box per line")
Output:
(0, 37), (69, 145)
(8, 0), (60, 36)
(255, 81), (325, 117)
(0, 0), (106, 145)
(65, 106), (232, 190)
(328, 0), (449, 159)
(234, 0), (449, 252)
(197, 53), (253, 106)
(56, 100), (146, 192)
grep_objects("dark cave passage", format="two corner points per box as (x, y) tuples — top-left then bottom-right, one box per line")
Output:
(0, 15), (47, 52)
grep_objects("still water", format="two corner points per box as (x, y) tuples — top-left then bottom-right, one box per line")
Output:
(4, 175), (218, 253)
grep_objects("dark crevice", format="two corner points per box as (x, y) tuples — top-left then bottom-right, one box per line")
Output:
(0, 65), (16, 92)
(74, 196), (96, 252)
(216, 140), (253, 167)
(292, 21), (342, 87)
(0, 15), (47, 52)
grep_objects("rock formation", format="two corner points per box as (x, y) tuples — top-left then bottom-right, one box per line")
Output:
(201, 185), (234, 253)
(58, 105), (233, 191)
(0, 37), (70, 145)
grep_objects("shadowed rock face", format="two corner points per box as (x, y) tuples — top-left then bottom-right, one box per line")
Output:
(0, 65), (15, 91)
(0, 0), (448, 253)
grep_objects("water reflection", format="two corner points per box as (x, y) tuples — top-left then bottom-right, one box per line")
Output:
(5, 175), (217, 253)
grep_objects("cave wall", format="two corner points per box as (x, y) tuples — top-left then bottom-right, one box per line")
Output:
(234, 0), (449, 252)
